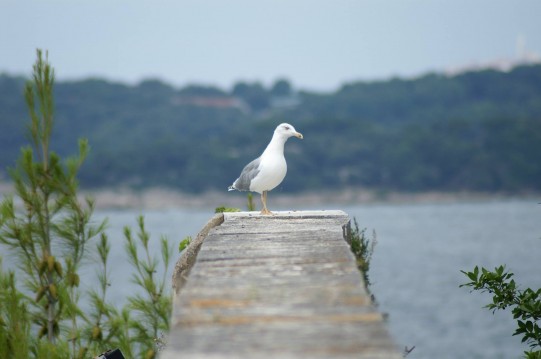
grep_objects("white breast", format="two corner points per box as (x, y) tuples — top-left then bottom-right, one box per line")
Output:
(249, 153), (287, 193)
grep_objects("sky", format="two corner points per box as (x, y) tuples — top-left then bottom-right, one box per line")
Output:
(1, 0), (541, 92)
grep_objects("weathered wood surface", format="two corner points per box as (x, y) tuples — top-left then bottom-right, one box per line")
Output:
(163, 210), (402, 359)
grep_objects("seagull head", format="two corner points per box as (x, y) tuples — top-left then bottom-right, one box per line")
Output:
(275, 123), (303, 140)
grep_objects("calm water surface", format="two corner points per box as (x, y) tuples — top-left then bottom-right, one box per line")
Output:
(89, 200), (541, 358)
(343, 200), (541, 359)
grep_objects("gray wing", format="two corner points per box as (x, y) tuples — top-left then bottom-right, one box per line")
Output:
(229, 157), (261, 191)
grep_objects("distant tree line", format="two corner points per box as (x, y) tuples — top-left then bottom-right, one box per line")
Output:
(1, 65), (541, 193)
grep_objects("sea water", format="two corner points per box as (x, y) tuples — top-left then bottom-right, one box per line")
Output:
(4, 199), (540, 358)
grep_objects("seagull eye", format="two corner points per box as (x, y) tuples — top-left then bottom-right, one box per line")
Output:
(284, 126), (290, 130)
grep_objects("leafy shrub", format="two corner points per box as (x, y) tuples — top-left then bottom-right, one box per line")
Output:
(345, 218), (376, 294)
(0, 50), (171, 359)
(461, 265), (541, 358)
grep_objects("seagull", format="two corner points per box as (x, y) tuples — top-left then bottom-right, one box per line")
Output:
(228, 123), (303, 215)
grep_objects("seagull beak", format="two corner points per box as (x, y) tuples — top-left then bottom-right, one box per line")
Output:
(295, 132), (303, 139)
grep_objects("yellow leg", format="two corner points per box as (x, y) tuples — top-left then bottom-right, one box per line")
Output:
(260, 191), (273, 215)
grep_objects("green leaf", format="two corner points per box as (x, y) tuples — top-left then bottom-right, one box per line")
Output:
(179, 236), (192, 253)
(467, 271), (478, 282)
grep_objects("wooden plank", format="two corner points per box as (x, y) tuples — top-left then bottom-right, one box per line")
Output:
(163, 211), (402, 359)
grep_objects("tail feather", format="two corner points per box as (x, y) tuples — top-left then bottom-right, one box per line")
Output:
(228, 185), (236, 191)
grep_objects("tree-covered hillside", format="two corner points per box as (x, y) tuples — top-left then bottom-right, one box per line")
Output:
(1, 65), (541, 193)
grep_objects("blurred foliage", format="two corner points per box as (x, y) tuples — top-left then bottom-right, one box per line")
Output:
(214, 206), (241, 213)
(0, 51), (171, 358)
(247, 193), (255, 211)
(461, 265), (541, 358)
(1, 65), (541, 193)
(345, 218), (376, 296)
(178, 236), (192, 253)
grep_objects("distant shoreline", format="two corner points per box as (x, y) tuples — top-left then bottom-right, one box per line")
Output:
(1, 181), (537, 210)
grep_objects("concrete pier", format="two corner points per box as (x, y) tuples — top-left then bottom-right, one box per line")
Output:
(163, 210), (402, 359)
